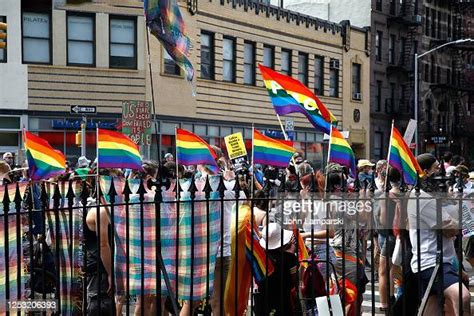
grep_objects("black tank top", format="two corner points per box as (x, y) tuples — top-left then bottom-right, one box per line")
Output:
(84, 208), (111, 274)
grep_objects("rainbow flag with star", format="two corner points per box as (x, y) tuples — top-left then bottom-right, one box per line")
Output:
(176, 128), (219, 173)
(259, 64), (337, 135)
(253, 129), (296, 168)
(24, 130), (66, 180)
(388, 126), (424, 185)
(328, 126), (356, 177)
(97, 129), (142, 169)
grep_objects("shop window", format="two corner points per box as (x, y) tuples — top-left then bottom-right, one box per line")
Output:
(0, 117), (20, 129)
(0, 132), (19, 147)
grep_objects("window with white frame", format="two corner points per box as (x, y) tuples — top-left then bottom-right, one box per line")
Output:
(110, 17), (136, 69)
(22, 12), (51, 64)
(67, 14), (94, 66)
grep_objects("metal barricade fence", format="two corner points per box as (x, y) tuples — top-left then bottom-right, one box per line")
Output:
(0, 172), (472, 316)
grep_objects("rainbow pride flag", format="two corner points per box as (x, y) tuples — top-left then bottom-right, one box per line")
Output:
(176, 128), (219, 173)
(253, 129), (296, 168)
(24, 130), (66, 180)
(244, 222), (274, 284)
(292, 223), (310, 268)
(328, 126), (356, 176)
(259, 64), (336, 134)
(145, 0), (194, 81)
(388, 127), (424, 185)
(97, 129), (142, 169)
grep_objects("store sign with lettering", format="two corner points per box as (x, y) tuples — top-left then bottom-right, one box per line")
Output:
(51, 119), (117, 130)
(122, 101), (152, 145)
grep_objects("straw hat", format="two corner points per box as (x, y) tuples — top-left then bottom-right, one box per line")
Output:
(357, 159), (374, 168)
(259, 222), (293, 250)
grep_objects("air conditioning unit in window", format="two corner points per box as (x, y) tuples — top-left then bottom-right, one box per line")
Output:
(412, 15), (422, 24)
(353, 92), (362, 100)
(330, 60), (340, 69)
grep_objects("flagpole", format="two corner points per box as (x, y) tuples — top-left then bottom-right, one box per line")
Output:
(384, 120), (395, 192)
(96, 125), (100, 197)
(324, 125), (333, 192)
(276, 114), (297, 167)
(251, 125), (255, 198)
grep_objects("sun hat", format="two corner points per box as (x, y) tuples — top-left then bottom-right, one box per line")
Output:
(77, 156), (91, 168)
(357, 159), (375, 168)
(259, 222), (293, 250)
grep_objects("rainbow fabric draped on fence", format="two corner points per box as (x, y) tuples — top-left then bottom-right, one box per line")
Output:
(97, 129), (142, 170)
(259, 64), (336, 135)
(328, 126), (357, 177)
(176, 128), (219, 173)
(24, 130), (66, 181)
(244, 222), (274, 284)
(145, 0), (194, 81)
(253, 129), (296, 168)
(388, 127), (424, 185)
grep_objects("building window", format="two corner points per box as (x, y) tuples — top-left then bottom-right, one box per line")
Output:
(425, 7), (430, 36)
(389, 34), (395, 64)
(437, 11), (442, 40)
(200, 32), (214, 80)
(244, 41), (255, 85)
(263, 45), (274, 69)
(281, 49), (291, 76)
(352, 63), (361, 100)
(329, 59), (339, 97)
(376, 0), (382, 11)
(67, 14), (95, 66)
(447, 68), (451, 84)
(0, 16), (5, 63)
(447, 14), (451, 38)
(389, 82), (396, 112)
(430, 55), (435, 83)
(22, 12), (51, 64)
(222, 37), (235, 82)
(314, 55), (324, 95)
(298, 52), (308, 85)
(390, 0), (396, 15)
(424, 62), (430, 82)
(163, 49), (180, 75)
(399, 37), (406, 63)
(376, 80), (382, 112)
(110, 17), (136, 69)
(376, 31), (382, 62)
(431, 9), (436, 38)
(374, 132), (383, 160)
(400, 84), (406, 112)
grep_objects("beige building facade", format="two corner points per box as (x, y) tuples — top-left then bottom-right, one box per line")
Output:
(150, 0), (371, 165)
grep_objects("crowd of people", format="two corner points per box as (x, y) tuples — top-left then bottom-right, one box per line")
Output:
(0, 149), (473, 316)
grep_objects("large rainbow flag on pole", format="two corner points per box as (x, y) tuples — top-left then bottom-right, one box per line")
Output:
(97, 129), (142, 169)
(259, 64), (336, 135)
(253, 129), (296, 168)
(388, 126), (424, 185)
(176, 128), (219, 173)
(24, 130), (66, 180)
(327, 126), (356, 177)
(145, 0), (194, 81)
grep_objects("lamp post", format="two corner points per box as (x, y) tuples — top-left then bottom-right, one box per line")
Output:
(413, 38), (474, 156)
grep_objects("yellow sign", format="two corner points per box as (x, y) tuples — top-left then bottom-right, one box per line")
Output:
(224, 132), (247, 160)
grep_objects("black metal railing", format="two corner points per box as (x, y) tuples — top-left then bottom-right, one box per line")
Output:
(0, 169), (472, 315)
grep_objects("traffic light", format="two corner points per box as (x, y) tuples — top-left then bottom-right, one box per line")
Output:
(0, 22), (6, 49)
(75, 131), (82, 146)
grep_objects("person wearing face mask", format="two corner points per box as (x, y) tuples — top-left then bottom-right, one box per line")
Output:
(407, 153), (471, 316)
(357, 159), (375, 188)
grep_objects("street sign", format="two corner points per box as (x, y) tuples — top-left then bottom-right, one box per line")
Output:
(430, 136), (447, 144)
(403, 119), (417, 145)
(70, 105), (97, 115)
(285, 119), (294, 131)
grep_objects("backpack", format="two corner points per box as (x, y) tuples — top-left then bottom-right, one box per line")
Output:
(301, 258), (327, 299)
(29, 236), (57, 294)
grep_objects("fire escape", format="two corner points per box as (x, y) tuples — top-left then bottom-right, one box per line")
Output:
(386, 0), (421, 122)
(429, 0), (474, 153)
